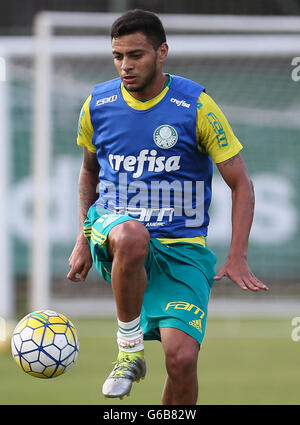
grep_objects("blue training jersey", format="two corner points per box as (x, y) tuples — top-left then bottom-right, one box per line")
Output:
(89, 75), (213, 239)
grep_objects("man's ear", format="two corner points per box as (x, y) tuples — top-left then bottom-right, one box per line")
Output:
(158, 42), (169, 63)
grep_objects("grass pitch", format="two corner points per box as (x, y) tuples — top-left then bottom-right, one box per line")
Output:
(1, 317), (299, 405)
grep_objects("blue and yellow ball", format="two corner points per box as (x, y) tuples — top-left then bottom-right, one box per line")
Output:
(11, 310), (79, 378)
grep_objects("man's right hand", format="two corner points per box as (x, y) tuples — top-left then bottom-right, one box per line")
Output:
(67, 239), (93, 282)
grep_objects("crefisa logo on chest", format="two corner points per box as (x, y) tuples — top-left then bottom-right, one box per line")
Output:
(100, 124), (204, 228)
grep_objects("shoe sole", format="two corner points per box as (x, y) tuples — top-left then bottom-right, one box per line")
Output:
(103, 376), (145, 400)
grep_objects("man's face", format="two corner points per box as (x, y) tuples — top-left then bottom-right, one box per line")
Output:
(112, 32), (167, 96)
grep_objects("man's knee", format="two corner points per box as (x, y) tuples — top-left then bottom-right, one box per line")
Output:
(165, 346), (199, 378)
(161, 329), (200, 378)
(108, 220), (150, 262)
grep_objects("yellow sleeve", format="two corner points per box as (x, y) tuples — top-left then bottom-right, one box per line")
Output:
(77, 95), (96, 153)
(196, 92), (243, 163)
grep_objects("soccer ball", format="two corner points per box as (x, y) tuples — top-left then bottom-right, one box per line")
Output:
(11, 310), (79, 379)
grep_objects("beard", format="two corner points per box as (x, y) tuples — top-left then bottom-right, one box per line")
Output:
(124, 59), (158, 93)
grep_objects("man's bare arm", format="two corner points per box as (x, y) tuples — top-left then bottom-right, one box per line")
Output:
(67, 148), (100, 282)
(77, 148), (100, 242)
(215, 153), (268, 291)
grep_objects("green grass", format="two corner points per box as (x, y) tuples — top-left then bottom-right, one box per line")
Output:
(1, 317), (299, 405)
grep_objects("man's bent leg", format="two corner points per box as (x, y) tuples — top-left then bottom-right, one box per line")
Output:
(108, 220), (149, 322)
(160, 327), (200, 405)
(102, 220), (149, 399)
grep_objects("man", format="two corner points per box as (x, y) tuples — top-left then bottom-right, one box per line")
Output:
(68, 9), (268, 405)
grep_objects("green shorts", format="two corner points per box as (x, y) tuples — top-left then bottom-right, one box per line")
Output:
(84, 206), (217, 345)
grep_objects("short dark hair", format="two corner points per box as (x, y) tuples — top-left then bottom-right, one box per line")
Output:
(110, 9), (166, 50)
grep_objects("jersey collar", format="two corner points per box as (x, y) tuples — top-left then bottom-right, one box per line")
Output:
(120, 74), (172, 111)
